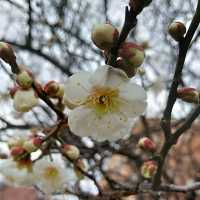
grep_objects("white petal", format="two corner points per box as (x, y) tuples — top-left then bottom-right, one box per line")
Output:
(0, 159), (35, 187)
(64, 71), (92, 107)
(90, 65), (129, 88)
(68, 106), (133, 141)
(118, 82), (147, 118)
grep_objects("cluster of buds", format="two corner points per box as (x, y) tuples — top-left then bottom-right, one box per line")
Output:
(177, 87), (199, 104)
(44, 81), (64, 99)
(0, 42), (16, 66)
(141, 160), (157, 179)
(9, 136), (43, 159)
(63, 144), (80, 160)
(138, 137), (156, 153)
(168, 21), (186, 41)
(91, 24), (145, 78)
(91, 23), (119, 50)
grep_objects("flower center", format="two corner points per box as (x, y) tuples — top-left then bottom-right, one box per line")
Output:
(44, 166), (59, 180)
(85, 86), (119, 116)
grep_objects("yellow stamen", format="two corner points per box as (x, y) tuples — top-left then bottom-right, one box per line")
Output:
(85, 86), (120, 116)
(44, 166), (59, 180)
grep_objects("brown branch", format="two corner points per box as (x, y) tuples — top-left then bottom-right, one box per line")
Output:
(153, 0), (200, 189)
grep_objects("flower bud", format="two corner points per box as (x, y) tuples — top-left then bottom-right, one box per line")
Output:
(118, 42), (145, 69)
(0, 42), (16, 65)
(177, 87), (199, 104)
(44, 81), (64, 99)
(16, 70), (33, 89)
(10, 146), (25, 157)
(13, 89), (38, 112)
(116, 57), (137, 78)
(44, 81), (59, 97)
(168, 21), (186, 41)
(91, 23), (119, 50)
(32, 137), (43, 147)
(141, 160), (157, 179)
(138, 137), (156, 152)
(63, 144), (80, 160)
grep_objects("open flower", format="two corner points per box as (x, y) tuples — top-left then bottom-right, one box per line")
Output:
(0, 159), (35, 186)
(33, 159), (69, 194)
(64, 65), (147, 141)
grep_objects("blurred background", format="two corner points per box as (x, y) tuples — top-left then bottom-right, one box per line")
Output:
(0, 0), (200, 199)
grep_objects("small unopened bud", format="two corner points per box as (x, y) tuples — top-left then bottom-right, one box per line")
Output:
(16, 70), (33, 89)
(32, 137), (43, 147)
(117, 57), (137, 78)
(44, 81), (59, 97)
(177, 87), (199, 104)
(10, 146), (25, 157)
(138, 137), (156, 152)
(13, 89), (38, 112)
(141, 160), (157, 179)
(91, 23), (119, 50)
(44, 81), (64, 99)
(0, 42), (16, 65)
(63, 144), (80, 160)
(119, 42), (145, 69)
(168, 21), (186, 41)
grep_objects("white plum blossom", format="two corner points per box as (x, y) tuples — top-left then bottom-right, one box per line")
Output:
(64, 65), (147, 141)
(0, 159), (35, 186)
(13, 89), (38, 112)
(33, 159), (74, 194)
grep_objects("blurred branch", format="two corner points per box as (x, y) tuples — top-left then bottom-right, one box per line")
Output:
(26, 0), (33, 47)
(2, 39), (72, 75)
(0, 117), (32, 131)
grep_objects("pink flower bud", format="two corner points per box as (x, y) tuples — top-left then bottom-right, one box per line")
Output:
(118, 42), (145, 69)
(138, 137), (156, 152)
(91, 23), (119, 50)
(141, 160), (157, 179)
(116, 57), (137, 78)
(16, 70), (33, 89)
(32, 137), (43, 147)
(177, 87), (199, 104)
(13, 89), (38, 112)
(11, 146), (25, 157)
(168, 21), (186, 41)
(0, 42), (16, 65)
(63, 144), (80, 160)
